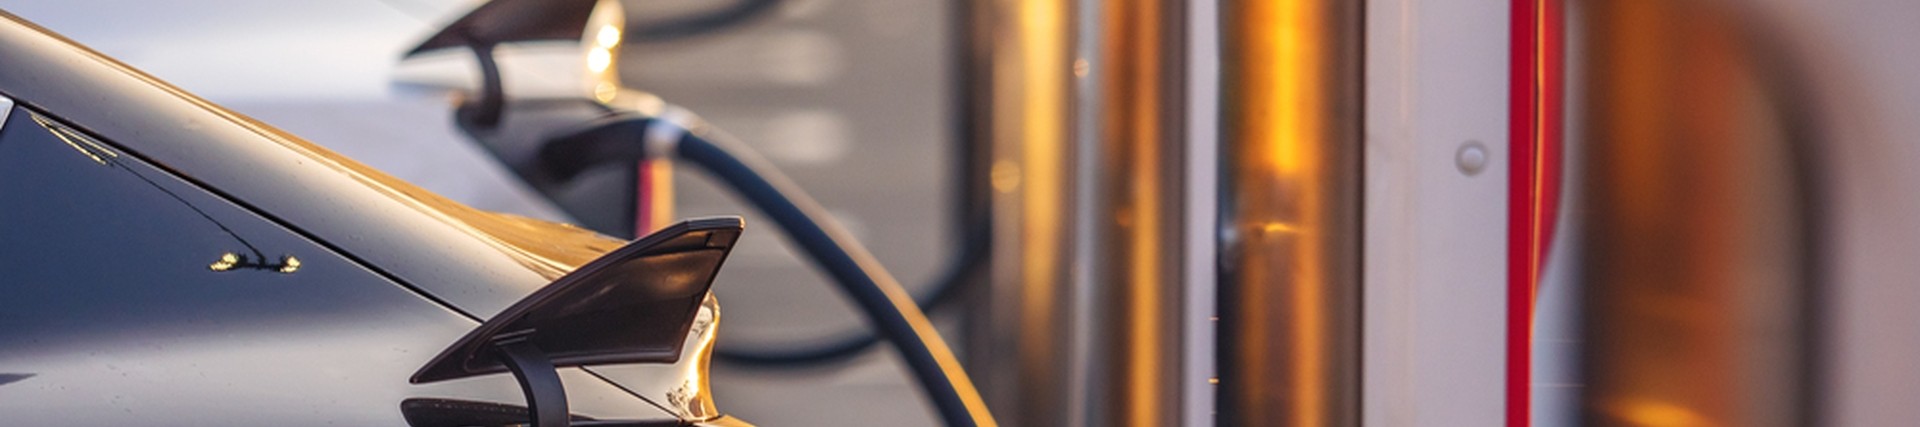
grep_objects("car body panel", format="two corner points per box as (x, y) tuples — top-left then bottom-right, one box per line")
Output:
(0, 106), (670, 424)
(0, 9), (610, 322)
(0, 10), (739, 425)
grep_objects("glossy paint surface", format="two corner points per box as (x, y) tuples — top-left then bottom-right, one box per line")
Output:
(1083, 0), (1187, 424)
(0, 107), (670, 425)
(0, 11), (619, 320)
(0, 11), (736, 425)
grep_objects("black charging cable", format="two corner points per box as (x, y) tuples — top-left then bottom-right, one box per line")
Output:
(711, 217), (987, 367)
(539, 111), (997, 427)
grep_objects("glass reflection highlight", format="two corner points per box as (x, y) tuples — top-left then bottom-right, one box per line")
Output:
(27, 111), (301, 276)
(210, 252), (239, 272)
(205, 252), (301, 274)
(279, 255), (301, 274)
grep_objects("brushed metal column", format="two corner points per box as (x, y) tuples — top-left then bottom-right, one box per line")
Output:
(1216, 0), (1364, 426)
(978, 0), (1078, 425)
(1573, 1), (1821, 426)
(1077, 0), (1187, 424)
(975, 0), (1195, 424)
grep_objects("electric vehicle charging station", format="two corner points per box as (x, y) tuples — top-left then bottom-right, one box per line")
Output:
(6, 0), (1920, 425)
(938, 0), (1920, 425)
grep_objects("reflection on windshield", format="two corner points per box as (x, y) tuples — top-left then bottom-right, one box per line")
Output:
(208, 251), (301, 273)
(29, 111), (299, 274)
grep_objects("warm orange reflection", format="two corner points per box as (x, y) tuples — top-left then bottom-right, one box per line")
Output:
(637, 159), (675, 234)
(587, 47), (613, 74)
(1092, 0), (1180, 424)
(674, 294), (722, 418)
(1014, 0), (1068, 333)
(1220, 0), (1362, 425)
(1577, 1), (1815, 426)
(595, 25), (622, 49)
(982, 0), (1074, 423)
(1600, 397), (1718, 427)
